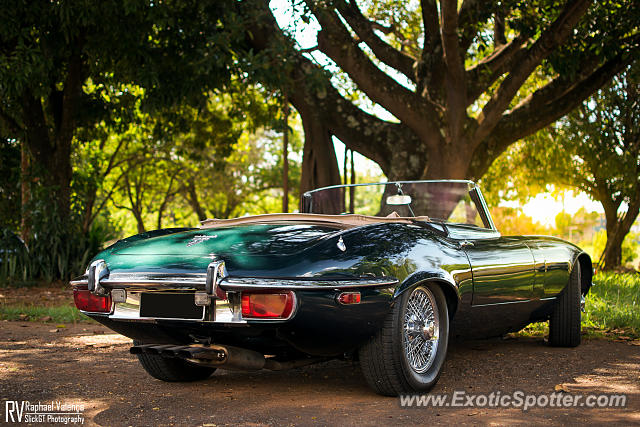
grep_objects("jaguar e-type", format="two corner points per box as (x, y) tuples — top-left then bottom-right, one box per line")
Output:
(71, 180), (591, 396)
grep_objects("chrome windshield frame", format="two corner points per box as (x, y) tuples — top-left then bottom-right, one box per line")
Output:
(302, 180), (498, 232)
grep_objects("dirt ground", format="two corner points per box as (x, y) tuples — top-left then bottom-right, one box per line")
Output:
(1, 321), (638, 426)
(0, 284), (74, 308)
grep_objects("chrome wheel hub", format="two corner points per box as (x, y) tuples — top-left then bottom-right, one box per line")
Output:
(403, 286), (439, 374)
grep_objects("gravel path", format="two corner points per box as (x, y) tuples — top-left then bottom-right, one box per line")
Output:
(1, 321), (638, 426)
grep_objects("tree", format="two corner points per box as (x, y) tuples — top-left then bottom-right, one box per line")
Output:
(0, 0), (240, 222)
(483, 63), (640, 270)
(74, 85), (300, 234)
(246, 0), (639, 192)
(0, 137), (20, 230)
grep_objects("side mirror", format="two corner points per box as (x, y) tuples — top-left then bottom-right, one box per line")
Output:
(386, 194), (412, 205)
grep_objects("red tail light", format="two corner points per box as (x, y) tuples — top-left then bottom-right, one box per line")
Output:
(241, 291), (295, 319)
(73, 286), (112, 313)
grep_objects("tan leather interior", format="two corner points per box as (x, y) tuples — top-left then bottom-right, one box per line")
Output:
(200, 212), (430, 229)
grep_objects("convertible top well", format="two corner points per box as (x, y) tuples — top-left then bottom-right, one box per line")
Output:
(200, 212), (431, 229)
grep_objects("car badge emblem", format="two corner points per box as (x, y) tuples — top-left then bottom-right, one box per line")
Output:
(187, 234), (218, 247)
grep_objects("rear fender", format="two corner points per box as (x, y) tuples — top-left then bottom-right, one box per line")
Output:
(575, 252), (593, 296)
(393, 270), (460, 318)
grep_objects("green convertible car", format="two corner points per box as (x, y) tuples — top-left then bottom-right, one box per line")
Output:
(71, 180), (592, 396)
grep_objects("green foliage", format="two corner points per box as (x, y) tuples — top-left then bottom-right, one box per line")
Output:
(482, 62), (640, 268)
(554, 208), (600, 242)
(20, 188), (116, 282)
(0, 228), (28, 282)
(0, 0), (242, 108)
(490, 206), (550, 236)
(583, 272), (640, 338)
(73, 85), (300, 236)
(485, 63), (640, 205)
(0, 0), (269, 281)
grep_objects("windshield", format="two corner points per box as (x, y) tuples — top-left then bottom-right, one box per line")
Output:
(302, 180), (493, 229)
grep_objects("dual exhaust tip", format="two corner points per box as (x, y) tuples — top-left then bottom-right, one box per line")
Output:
(130, 343), (324, 371)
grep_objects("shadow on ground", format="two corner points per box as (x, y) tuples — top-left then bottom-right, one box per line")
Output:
(0, 321), (638, 426)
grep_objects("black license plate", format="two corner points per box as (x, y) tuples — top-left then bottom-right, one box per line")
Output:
(140, 292), (203, 320)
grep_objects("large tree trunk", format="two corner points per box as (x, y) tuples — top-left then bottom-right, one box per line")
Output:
(602, 223), (625, 270)
(20, 143), (31, 244)
(185, 178), (207, 221)
(21, 94), (73, 221)
(600, 193), (640, 270)
(20, 52), (84, 224)
(134, 212), (146, 234)
(297, 103), (343, 213)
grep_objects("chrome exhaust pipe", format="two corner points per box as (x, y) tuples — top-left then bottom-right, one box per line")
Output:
(130, 343), (323, 371)
(131, 343), (266, 370)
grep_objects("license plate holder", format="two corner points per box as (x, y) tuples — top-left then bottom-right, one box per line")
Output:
(140, 292), (203, 320)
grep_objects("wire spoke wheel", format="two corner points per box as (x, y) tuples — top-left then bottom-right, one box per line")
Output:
(359, 282), (449, 396)
(403, 286), (440, 374)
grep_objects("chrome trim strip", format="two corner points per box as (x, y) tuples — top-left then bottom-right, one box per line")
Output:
(105, 291), (247, 324)
(473, 185), (498, 231)
(221, 277), (398, 290)
(303, 179), (476, 195)
(71, 273), (398, 290)
(71, 273), (207, 287)
(471, 296), (556, 308)
(70, 276), (88, 285)
(471, 299), (533, 307)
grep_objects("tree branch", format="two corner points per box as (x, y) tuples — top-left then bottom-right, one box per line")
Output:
(87, 172), (126, 228)
(466, 36), (527, 103)
(421, 0), (440, 52)
(473, 0), (591, 145)
(493, 5), (507, 47)
(338, 1), (416, 82)
(156, 170), (178, 229)
(101, 137), (126, 178)
(245, 0), (425, 177)
(469, 51), (635, 179)
(415, 0), (447, 103)
(440, 0), (467, 142)
(288, 60), (416, 174)
(312, 6), (442, 143)
(58, 48), (86, 145)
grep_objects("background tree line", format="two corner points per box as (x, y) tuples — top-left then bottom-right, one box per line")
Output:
(0, 0), (638, 281)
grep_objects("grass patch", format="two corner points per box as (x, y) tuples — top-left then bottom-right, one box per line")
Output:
(515, 272), (640, 339)
(0, 305), (94, 324)
(584, 272), (640, 338)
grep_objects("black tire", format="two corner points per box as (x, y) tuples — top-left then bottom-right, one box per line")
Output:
(359, 283), (449, 396)
(549, 262), (582, 347)
(134, 341), (216, 382)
